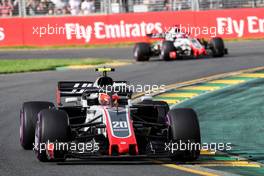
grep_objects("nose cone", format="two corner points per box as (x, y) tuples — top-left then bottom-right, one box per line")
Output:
(110, 143), (138, 155)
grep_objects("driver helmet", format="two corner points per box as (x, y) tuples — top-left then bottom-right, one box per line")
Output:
(98, 93), (111, 105)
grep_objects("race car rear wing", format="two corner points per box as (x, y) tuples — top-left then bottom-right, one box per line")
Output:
(56, 81), (132, 105)
(58, 81), (94, 96)
(57, 81), (94, 105)
(57, 81), (129, 96)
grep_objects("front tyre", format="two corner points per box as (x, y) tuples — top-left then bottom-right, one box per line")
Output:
(167, 108), (201, 161)
(35, 109), (70, 162)
(20, 101), (54, 150)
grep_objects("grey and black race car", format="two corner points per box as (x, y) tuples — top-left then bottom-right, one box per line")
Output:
(20, 67), (201, 162)
(133, 26), (228, 61)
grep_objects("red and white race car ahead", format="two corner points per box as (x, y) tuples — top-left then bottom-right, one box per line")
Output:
(133, 26), (228, 61)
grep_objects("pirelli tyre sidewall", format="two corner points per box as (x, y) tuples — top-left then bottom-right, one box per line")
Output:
(20, 101), (54, 150)
(35, 109), (70, 162)
(133, 42), (151, 61)
(160, 41), (176, 61)
(167, 108), (201, 161)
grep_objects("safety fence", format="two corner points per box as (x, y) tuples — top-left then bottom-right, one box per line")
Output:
(0, 8), (263, 46)
(1, 0), (264, 17)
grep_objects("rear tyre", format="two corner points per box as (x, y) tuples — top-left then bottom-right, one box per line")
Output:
(20, 101), (54, 150)
(160, 41), (176, 61)
(133, 42), (151, 61)
(35, 109), (70, 162)
(167, 108), (201, 161)
(209, 37), (225, 57)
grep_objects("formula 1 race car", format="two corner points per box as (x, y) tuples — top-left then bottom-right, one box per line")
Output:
(20, 67), (201, 162)
(133, 26), (228, 61)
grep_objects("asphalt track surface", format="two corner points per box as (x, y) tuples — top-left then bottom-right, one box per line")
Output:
(1, 40), (264, 176)
(0, 47), (130, 60)
(0, 40), (263, 60)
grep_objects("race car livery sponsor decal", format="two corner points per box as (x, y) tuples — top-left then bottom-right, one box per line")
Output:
(58, 82), (93, 95)
(105, 108), (131, 138)
(70, 83), (94, 94)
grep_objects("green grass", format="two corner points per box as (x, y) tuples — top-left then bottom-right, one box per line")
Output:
(0, 42), (135, 50)
(0, 58), (110, 74)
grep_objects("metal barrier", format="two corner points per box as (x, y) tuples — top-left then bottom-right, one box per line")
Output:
(199, 0), (264, 10)
(0, 0), (264, 17)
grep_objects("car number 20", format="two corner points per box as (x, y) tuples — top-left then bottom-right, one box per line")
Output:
(112, 121), (128, 129)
